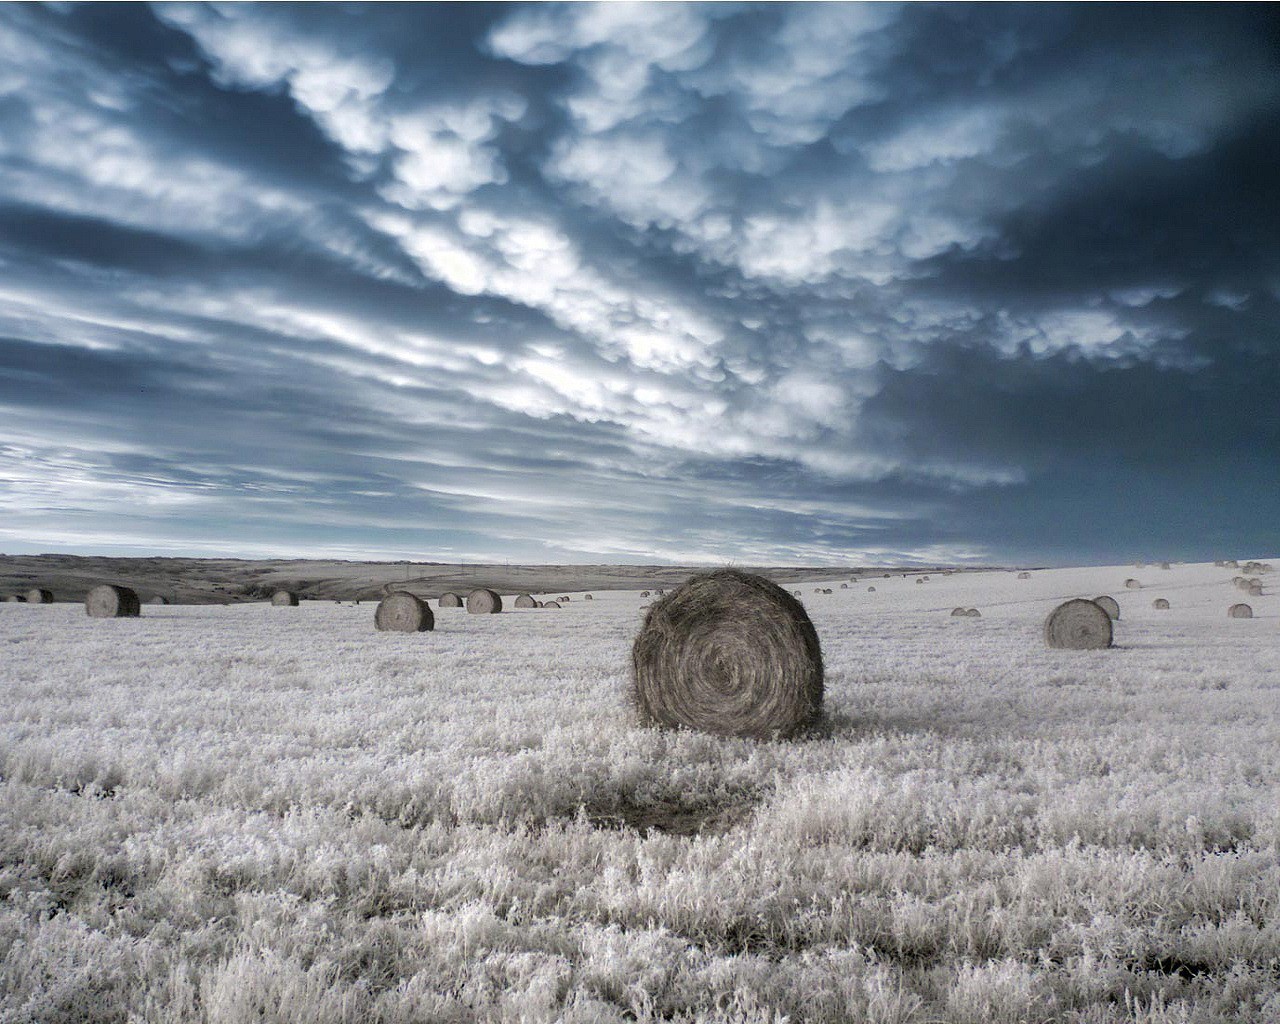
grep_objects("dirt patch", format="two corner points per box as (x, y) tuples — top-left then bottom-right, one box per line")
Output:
(585, 797), (757, 837)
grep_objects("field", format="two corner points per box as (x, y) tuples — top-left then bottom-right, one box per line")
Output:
(1, 562), (1278, 1023)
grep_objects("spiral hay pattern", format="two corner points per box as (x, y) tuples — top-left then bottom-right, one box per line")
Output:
(375, 591), (433, 632)
(514, 594), (537, 608)
(1045, 599), (1113, 650)
(1152, 598), (1170, 609)
(26, 588), (53, 604)
(467, 589), (502, 614)
(630, 569), (823, 740)
(1228, 603), (1253, 619)
(86, 584), (141, 619)
(271, 590), (299, 607)
(439, 592), (463, 608)
(1092, 595), (1120, 620)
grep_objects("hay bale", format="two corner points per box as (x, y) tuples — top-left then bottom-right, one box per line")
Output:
(966, 608), (982, 618)
(921, 575), (930, 582)
(951, 607), (967, 616)
(1160, 562), (1170, 570)
(867, 586), (876, 592)
(630, 569), (822, 740)
(641, 591), (650, 598)
(793, 590), (801, 597)
(823, 588), (833, 594)
(514, 594), (537, 608)
(915, 577), (924, 584)
(85, 584), (141, 619)
(271, 590), (299, 607)
(1228, 603), (1253, 619)
(439, 592), (463, 608)
(585, 594), (593, 600)
(1124, 579), (1142, 590)
(841, 583), (848, 589)
(543, 600), (561, 609)
(1226, 560), (1239, 568)
(1247, 581), (1263, 596)
(1152, 598), (1170, 610)
(147, 596), (168, 605)
(1045, 599), (1113, 650)
(1017, 572), (1031, 579)
(26, 588), (53, 604)
(535, 600), (545, 608)
(4, 595), (24, 603)
(467, 588), (502, 614)
(883, 573), (890, 578)
(1092, 595), (1120, 620)
(375, 591), (433, 632)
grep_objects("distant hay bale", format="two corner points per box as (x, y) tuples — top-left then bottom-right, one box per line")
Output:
(466, 588), (502, 614)
(1160, 562), (1170, 570)
(4, 595), (23, 603)
(26, 588), (53, 604)
(1017, 572), (1031, 580)
(641, 591), (650, 598)
(514, 594), (537, 608)
(1092, 595), (1120, 620)
(85, 584), (140, 619)
(543, 600), (560, 609)
(1152, 598), (1170, 610)
(915, 577), (924, 584)
(271, 590), (299, 607)
(921, 575), (930, 582)
(793, 590), (801, 597)
(375, 591), (433, 633)
(656, 589), (665, 595)
(1246, 582), (1263, 596)
(867, 586), (876, 592)
(883, 573), (890, 578)
(1124, 579), (1142, 590)
(814, 588), (822, 593)
(439, 592), (463, 608)
(966, 608), (981, 618)
(585, 594), (593, 600)
(1226, 560), (1239, 568)
(841, 583), (848, 589)
(147, 596), (168, 605)
(1228, 603), (1253, 619)
(1045, 599), (1113, 650)
(951, 606), (967, 616)
(630, 569), (823, 740)
(535, 600), (545, 608)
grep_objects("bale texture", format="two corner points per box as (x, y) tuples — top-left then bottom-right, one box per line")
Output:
(1017, 572), (1031, 580)
(1045, 599), (1113, 650)
(1093, 595), (1120, 620)
(867, 586), (876, 592)
(439, 592), (463, 608)
(466, 588), (502, 614)
(841, 583), (848, 589)
(1247, 582), (1263, 596)
(823, 588), (832, 594)
(585, 594), (593, 600)
(951, 607), (967, 616)
(966, 608), (982, 618)
(1152, 598), (1170, 610)
(535, 601), (545, 608)
(4, 595), (24, 603)
(375, 591), (434, 633)
(85, 584), (140, 619)
(630, 569), (823, 740)
(270, 590), (299, 607)
(1228, 603), (1253, 619)
(514, 594), (537, 608)
(147, 596), (169, 605)
(26, 588), (54, 604)
(1124, 579), (1142, 590)
(543, 600), (560, 609)
(915, 577), (924, 584)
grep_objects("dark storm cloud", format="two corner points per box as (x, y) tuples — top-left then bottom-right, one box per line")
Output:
(0, 2), (1276, 562)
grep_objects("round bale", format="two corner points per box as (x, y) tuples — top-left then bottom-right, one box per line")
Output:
(543, 600), (560, 609)
(514, 594), (537, 608)
(1152, 598), (1171, 610)
(271, 590), (299, 607)
(1228, 603), (1253, 619)
(867, 586), (876, 592)
(375, 591), (434, 632)
(951, 607), (967, 616)
(86, 584), (141, 619)
(585, 594), (593, 601)
(439, 592), (463, 608)
(966, 608), (982, 618)
(1247, 582), (1263, 596)
(1045, 599), (1113, 650)
(467, 588), (502, 614)
(1124, 579), (1142, 590)
(535, 600), (545, 608)
(26, 588), (54, 604)
(1093, 595), (1121, 620)
(630, 568), (823, 740)
(4, 595), (24, 603)
(1017, 571), (1031, 580)
(841, 583), (848, 589)
(147, 596), (169, 605)
(641, 591), (651, 598)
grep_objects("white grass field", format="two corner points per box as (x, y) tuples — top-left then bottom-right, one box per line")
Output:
(1, 561), (1278, 1023)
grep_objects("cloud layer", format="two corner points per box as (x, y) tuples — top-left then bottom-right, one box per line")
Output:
(1, 3), (1277, 564)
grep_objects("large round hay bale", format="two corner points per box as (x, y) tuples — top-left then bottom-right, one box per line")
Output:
(1152, 598), (1170, 610)
(966, 608), (982, 618)
(1093, 595), (1120, 620)
(1228, 603), (1253, 619)
(514, 594), (537, 608)
(1124, 578), (1142, 590)
(26, 588), (54, 604)
(439, 592), (463, 608)
(467, 588), (502, 614)
(951, 607), (967, 616)
(1246, 582), (1263, 596)
(4, 595), (24, 603)
(1017, 571), (1031, 580)
(915, 577), (924, 584)
(1045, 599), (1113, 650)
(585, 594), (593, 600)
(375, 591), (433, 632)
(86, 584), (140, 619)
(867, 586), (876, 592)
(270, 590), (299, 607)
(535, 600), (545, 608)
(630, 569), (823, 740)
(543, 600), (560, 609)
(823, 588), (832, 594)
(641, 591), (650, 598)
(841, 583), (848, 589)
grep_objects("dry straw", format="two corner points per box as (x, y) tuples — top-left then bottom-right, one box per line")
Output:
(1228, 603), (1253, 619)
(467, 588), (502, 614)
(86, 584), (141, 619)
(1045, 599), (1113, 650)
(514, 594), (537, 608)
(439, 592), (463, 608)
(271, 590), (299, 607)
(1092, 595), (1120, 619)
(26, 588), (54, 604)
(630, 568), (823, 740)
(375, 591), (434, 632)
(1152, 598), (1170, 610)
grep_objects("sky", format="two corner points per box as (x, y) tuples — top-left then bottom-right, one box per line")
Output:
(1, 2), (1277, 567)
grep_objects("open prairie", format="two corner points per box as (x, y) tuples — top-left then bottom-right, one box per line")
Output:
(1, 561), (1278, 1022)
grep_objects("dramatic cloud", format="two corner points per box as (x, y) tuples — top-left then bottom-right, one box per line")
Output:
(1, 3), (1277, 564)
